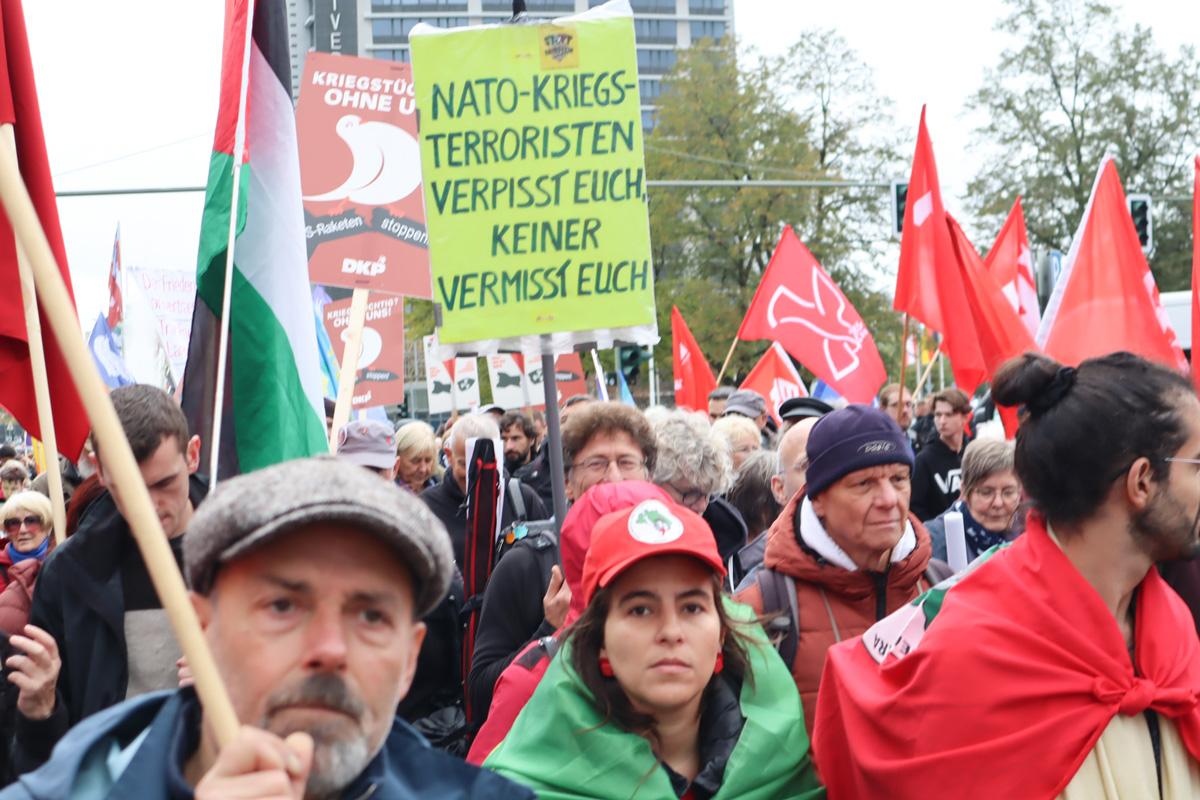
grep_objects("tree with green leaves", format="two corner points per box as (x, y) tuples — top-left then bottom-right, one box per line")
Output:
(646, 34), (907, 389)
(968, 0), (1200, 290)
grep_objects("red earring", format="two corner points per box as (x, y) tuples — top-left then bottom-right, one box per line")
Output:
(599, 657), (614, 677)
(713, 652), (724, 675)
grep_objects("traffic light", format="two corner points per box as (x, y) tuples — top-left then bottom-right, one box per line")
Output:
(891, 181), (908, 238)
(1127, 193), (1153, 254)
(617, 345), (650, 385)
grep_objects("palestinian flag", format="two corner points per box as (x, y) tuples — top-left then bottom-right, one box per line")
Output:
(182, 0), (327, 478)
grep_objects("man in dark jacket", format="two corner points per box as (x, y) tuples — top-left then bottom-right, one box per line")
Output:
(467, 402), (657, 721)
(10, 385), (205, 773)
(420, 413), (548, 566)
(910, 388), (971, 522)
(0, 458), (531, 799)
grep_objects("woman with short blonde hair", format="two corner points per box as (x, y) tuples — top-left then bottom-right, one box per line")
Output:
(394, 420), (441, 493)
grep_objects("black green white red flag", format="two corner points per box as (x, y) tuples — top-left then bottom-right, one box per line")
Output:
(181, 0), (327, 478)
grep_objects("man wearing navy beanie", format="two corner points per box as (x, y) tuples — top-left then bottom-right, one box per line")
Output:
(735, 405), (935, 733)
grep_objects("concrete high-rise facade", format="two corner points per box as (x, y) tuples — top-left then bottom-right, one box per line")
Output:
(288, 0), (734, 128)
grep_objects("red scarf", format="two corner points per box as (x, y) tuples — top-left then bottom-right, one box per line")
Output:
(813, 514), (1200, 799)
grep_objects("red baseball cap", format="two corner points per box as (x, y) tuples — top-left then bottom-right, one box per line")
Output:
(581, 498), (726, 606)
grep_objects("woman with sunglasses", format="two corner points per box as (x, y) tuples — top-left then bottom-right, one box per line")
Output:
(485, 498), (823, 799)
(0, 491), (57, 634)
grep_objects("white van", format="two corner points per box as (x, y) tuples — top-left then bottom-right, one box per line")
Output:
(1161, 290), (1192, 356)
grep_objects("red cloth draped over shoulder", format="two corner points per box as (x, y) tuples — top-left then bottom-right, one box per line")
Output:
(813, 513), (1200, 800)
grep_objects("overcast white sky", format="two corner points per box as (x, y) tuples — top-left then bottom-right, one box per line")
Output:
(24, 0), (1200, 327)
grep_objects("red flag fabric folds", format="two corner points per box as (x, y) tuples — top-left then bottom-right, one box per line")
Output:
(984, 197), (1040, 339)
(0, 0), (88, 459)
(739, 342), (807, 425)
(892, 108), (987, 394)
(1039, 158), (1186, 370)
(946, 215), (1037, 437)
(813, 514), (1200, 800)
(671, 306), (716, 413)
(737, 227), (885, 404)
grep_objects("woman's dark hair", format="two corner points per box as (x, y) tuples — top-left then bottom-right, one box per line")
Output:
(992, 351), (1194, 525)
(568, 572), (752, 744)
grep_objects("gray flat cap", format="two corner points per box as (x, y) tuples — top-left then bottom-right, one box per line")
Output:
(724, 389), (766, 419)
(184, 456), (453, 617)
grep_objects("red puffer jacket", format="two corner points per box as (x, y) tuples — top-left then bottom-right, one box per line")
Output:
(0, 558), (43, 636)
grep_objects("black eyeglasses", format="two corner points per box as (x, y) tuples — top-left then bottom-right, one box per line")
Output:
(2, 515), (41, 533)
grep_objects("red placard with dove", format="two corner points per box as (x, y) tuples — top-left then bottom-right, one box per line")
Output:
(297, 52), (431, 297)
(737, 227), (886, 404)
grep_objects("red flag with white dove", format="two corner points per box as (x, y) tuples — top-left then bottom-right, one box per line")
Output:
(984, 197), (1040, 339)
(892, 108), (987, 395)
(739, 342), (808, 425)
(737, 226), (885, 404)
(671, 306), (716, 412)
(1039, 157), (1185, 370)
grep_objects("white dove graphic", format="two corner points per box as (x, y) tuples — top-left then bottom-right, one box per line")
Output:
(765, 269), (868, 381)
(341, 325), (383, 370)
(305, 114), (421, 206)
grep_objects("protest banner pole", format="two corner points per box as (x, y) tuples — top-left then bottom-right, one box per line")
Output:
(541, 351), (568, 532)
(897, 313), (910, 395)
(915, 347), (942, 398)
(647, 345), (658, 406)
(589, 349), (609, 401)
(329, 287), (369, 451)
(0, 123), (240, 748)
(14, 238), (65, 544)
(714, 337), (739, 386)
(209, 0), (257, 485)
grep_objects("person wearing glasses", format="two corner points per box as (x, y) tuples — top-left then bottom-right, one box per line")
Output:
(924, 438), (1022, 565)
(815, 352), (1200, 798)
(467, 402), (657, 724)
(0, 491), (55, 620)
(649, 411), (744, 563)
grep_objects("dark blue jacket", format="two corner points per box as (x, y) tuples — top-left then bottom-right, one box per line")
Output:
(0, 689), (534, 799)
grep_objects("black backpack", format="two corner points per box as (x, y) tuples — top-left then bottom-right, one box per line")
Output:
(756, 568), (799, 667)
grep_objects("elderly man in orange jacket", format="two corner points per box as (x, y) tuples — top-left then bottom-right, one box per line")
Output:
(735, 404), (935, 732)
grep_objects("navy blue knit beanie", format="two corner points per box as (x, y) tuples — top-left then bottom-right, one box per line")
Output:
(804, 405), (914, 497)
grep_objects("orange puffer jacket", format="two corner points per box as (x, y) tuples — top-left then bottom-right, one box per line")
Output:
(734, 489), (933, 734)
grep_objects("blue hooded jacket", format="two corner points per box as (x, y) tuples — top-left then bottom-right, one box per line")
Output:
(0, 689), (532, 799)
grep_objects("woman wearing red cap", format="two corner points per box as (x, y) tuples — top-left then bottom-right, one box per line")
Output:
(483, 498), (823, 799)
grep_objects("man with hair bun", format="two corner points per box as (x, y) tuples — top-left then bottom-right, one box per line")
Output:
(815, 351), (1200, 799)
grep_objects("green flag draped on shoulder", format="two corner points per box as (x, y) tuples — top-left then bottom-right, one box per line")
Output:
(484, 600), (825, 799)
(182, 0), (328, 476)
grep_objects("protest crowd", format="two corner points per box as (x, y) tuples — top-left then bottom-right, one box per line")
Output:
(3, 0), (1200, 798)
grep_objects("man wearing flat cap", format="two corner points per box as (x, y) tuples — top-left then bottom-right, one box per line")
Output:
(0, 458), (532, 799)
(735, 405), (935, 734)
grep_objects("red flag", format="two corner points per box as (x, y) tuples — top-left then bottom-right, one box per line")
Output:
(106, 225), (122, 331)
(1192, 155), (1200, 392)
(892, 108), (987, 394)
(737, 227), (885, 404)
(671, 306), (716, 412)
(739, 342), (807, 425)
(983, 197), (1040, 339)
(947, 215), (1038, 437)
(1040, 158), (1186, 370)
(0, 0), (89, 460)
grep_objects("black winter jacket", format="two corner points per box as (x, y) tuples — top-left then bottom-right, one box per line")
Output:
(910, 437), (964, 522)
(11, 476), (206, 774)
(419, 475), (548, 566)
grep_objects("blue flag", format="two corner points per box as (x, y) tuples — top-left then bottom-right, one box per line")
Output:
(88, 314), (134, 389)
(617, 369), (636, 406)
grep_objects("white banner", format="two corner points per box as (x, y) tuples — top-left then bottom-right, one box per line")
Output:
(423, 335), (481, 414)
(126, 267), (196, 383)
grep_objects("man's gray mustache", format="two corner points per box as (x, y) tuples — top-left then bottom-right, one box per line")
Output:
(264, 674), (366, 721)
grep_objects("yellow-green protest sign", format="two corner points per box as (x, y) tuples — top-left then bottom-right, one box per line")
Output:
(410, 7), (656, 346)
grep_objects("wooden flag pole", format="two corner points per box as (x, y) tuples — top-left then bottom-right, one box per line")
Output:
(0, 124), (240, 747)
(915, 347), (942, 397)
(897, 313), (910, 395)
(714, 337), (739, 386)
(207, 0), (257, 486)
(14, 237), (65, 545)
(329, 287), (369, 452)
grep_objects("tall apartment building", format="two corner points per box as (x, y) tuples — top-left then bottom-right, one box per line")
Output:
(287, 0), (734, 129)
